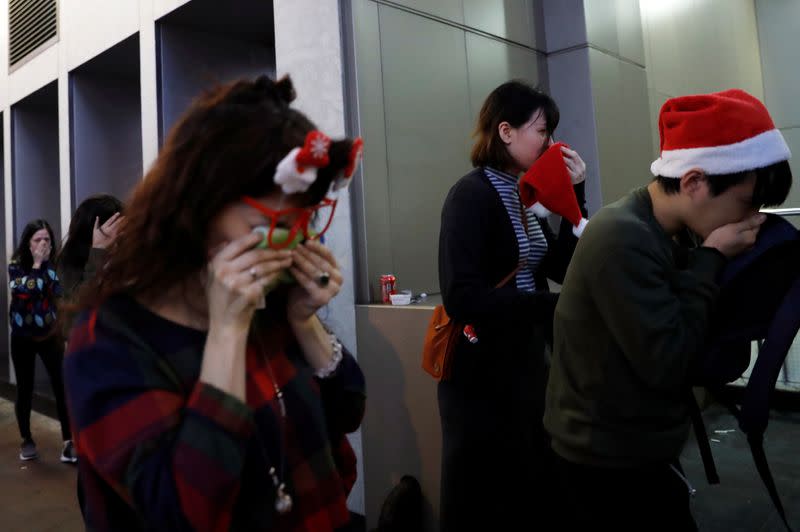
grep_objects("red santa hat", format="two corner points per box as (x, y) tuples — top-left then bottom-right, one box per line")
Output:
(519, 142), (588, 237)
(650, 89), (791, 178)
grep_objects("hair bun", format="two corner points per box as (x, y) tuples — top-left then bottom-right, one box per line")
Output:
(274, 76), (296, 104)
(251, 75), (296, 105)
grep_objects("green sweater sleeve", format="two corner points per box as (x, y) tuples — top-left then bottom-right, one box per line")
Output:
(589, 236), (726, 393)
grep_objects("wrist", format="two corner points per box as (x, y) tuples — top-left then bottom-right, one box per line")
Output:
(700, 241), (727, 258)
(287, 312), (316, 334)
(201, 323), (248, 401)
(698, 245), (728, 264)
(314, 335), (343, 379)
(208, 320), (250, 339)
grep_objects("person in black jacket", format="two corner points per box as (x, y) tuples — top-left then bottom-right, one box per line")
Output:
(437, 80), (588, 531)
(58, 194), (124, 337)
(57, 193), (124, 517)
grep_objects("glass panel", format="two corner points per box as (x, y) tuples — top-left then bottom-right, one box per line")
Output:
(376, 6), (473, 295)
(389, 0), (463, 24)
(462, 0), (538, 47)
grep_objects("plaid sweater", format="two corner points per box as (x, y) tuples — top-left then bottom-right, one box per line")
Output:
(64, 294), (366, 532)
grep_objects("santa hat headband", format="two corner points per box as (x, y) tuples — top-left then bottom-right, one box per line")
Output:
(274, 131), (364, 195)
(650, 89), (791, 178)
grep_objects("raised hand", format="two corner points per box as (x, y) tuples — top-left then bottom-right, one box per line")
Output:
(286, 240), (343, 323)
(703, 213), (766, 258)
(560, 146), (587, 185)
(31, 240), (51, 268)
(206, 232), (293, 331)
(92, 212), (125, 249)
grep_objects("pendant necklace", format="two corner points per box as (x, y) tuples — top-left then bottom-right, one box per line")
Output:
(254, 347), (293, 515)
(266, 357), (293, 514)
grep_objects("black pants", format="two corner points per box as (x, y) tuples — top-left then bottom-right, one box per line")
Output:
(438, 332), (553, 532)
(10, 334), (71, 441)
(552, 453), (698, 532)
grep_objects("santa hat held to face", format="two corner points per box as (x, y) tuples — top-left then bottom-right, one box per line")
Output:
(519, 142), (588, 237)
(650, 88), (791, 178)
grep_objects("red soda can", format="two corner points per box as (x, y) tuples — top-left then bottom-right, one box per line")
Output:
(463, 324), (479, 344)
(380, 274), (396, 303)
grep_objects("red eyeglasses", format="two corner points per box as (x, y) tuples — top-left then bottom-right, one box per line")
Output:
(241, 196), (338, 249)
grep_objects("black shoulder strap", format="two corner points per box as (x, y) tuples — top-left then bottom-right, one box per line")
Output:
(692, 217), (799, 531)
(741, 278), (800, 434)
(691, 387), (793, 531)
(741, 278), (800, 532)
(749, 432), (793, 531)
(688, 390), (719, 484)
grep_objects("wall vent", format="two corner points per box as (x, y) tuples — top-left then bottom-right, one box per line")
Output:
(9, 0), (58, 69)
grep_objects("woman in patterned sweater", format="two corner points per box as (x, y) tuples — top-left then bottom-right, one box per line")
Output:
(63, 75), (366, 531)
(8, 219), (75, 463)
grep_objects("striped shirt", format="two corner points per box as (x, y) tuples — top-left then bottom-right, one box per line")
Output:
(484, 167), (549, 291)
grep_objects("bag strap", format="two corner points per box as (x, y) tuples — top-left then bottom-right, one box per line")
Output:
(494, 194), (527, 289)
(740, 279), (800, 532)
(688, 390), (719, 484)
(518, 196), (530, 234)
(495, 265), (521, 289)
(749, 433), (793, 531)
(691, 387), (792, 531)
(741, 277), (800, 434)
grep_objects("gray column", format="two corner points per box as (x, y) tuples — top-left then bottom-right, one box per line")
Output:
(273, 0), (365, 515)
(756, 0), (800, 209)
(542, 0), (652, 211)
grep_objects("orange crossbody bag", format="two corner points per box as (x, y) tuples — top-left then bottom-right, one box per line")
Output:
(421, 266), (520, 381)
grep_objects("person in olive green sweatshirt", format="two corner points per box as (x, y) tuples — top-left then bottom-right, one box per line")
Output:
(544, 89), (793, 531)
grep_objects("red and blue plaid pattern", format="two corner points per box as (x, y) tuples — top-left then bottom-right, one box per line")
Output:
(64, 295), (365, 532)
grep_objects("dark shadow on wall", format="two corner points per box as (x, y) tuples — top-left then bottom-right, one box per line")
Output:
(357, 305), (438, 531)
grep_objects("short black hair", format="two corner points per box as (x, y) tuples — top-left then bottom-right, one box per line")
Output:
(655, 160), (792, 208)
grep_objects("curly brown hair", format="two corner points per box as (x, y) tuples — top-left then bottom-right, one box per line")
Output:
(78, 75), (358, 310)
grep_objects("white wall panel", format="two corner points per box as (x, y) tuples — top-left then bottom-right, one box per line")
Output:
(61, 0), (139, 72)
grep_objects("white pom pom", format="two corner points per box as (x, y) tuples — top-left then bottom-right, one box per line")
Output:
(530, 202), (551, 218)
(274, 147), (318, 194)
(572, 217), (589, 237)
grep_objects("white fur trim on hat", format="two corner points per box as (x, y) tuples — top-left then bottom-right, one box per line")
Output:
(530, 202), (551, 218)
(274, 147), (318, 194)
(651, 128), (791, 178)
(572, 217), (588, 238)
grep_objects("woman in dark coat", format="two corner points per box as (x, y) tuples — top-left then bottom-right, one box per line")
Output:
(437, 80), (588, 531)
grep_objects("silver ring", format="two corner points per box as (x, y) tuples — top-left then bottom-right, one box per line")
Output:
(250, 267), (257, 280)
(317, 271), (331, 287)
